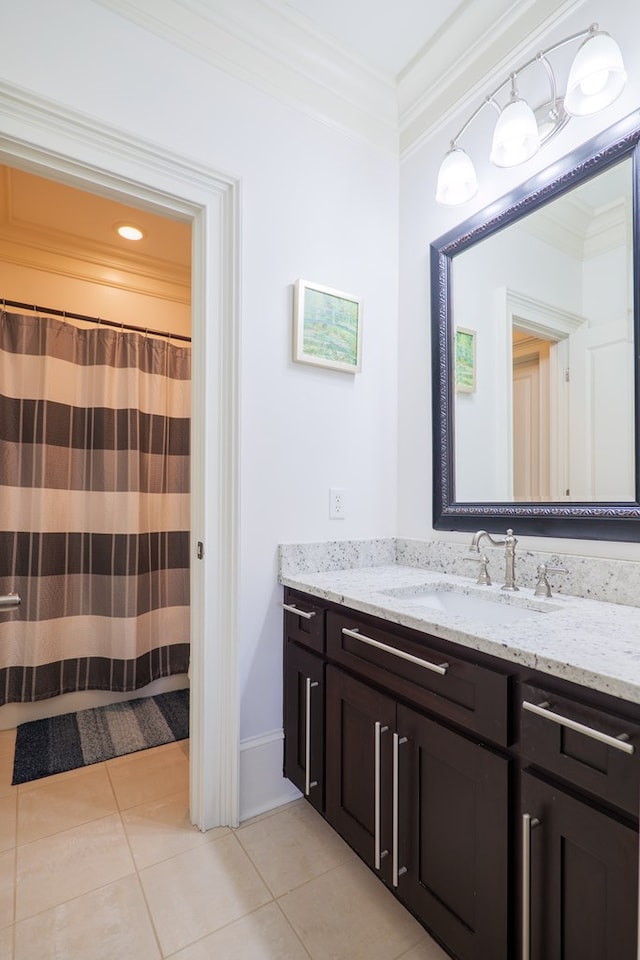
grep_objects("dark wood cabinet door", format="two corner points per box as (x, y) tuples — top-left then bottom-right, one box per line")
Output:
(397, 703), (510, 960)
(284, 641), (324, 812)
(522, 771), (638, 960)
(325, 665), (396, 883)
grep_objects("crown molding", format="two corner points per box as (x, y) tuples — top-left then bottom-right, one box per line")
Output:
(520, 194), (629, 261)
(92, 0), (588, 158)
(398, 0), (587, 157)
(93, 0), (398, 152)
(0, 235), (190, 303)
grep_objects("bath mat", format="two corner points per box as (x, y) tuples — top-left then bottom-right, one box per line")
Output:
(12, 688), (189, 785)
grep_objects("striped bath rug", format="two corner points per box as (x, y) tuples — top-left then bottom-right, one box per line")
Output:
(12, 688), (189, 785)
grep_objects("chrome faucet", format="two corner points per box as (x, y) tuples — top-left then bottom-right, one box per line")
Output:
(534, 563), (567, 598)
(469, 529), (518, 591)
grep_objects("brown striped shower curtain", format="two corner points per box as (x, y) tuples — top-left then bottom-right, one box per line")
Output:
(0, 310), (190, 705)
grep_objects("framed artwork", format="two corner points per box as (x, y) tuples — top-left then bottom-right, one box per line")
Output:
(455, 327), (476, 393)
(293, 279), (362, 373)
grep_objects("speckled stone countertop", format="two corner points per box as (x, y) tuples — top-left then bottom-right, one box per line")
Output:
(279, 541), (640, 706)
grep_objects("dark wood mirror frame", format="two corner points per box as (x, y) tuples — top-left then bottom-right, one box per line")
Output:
(431, 115), (640, 542)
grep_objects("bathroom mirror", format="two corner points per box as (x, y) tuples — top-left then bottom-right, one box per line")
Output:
(431, 116), (640, 541)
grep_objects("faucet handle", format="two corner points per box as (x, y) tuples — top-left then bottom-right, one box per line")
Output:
(468, 554), (491, 586)
(534, 563), (567, 598)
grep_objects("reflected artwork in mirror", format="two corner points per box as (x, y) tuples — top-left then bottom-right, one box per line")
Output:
(431, 116), (640, 541)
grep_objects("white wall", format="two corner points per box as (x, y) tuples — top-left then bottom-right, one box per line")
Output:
(0, 0), (398, 764)
(398, 0), (640, 561)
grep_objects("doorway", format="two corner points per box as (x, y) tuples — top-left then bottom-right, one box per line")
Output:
(0, 81), (240, 829)
(0, 163), (192, 718)
(512, 332), (551, 502)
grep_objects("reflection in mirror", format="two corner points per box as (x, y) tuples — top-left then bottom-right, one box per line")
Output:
(453, 157), (634, 503)
(431, 118), (640, 541)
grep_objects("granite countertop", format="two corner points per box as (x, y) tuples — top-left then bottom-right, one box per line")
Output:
(280, 564), (640, 705)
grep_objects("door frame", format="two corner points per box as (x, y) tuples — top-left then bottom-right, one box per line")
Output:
(0, 79), (241, 829)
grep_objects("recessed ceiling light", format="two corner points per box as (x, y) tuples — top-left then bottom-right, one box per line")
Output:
(116, 223), (144, 241)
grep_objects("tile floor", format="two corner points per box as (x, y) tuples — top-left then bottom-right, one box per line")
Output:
(0, 727), (449, 959)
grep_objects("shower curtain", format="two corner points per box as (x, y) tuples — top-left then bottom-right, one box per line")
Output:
(0, 309), (191, 705)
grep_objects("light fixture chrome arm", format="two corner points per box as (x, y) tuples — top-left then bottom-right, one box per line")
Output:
(435, 22), (626, 205)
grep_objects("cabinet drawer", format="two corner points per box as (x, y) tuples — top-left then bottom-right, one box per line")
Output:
(282, 592), (325, 653)
(327, 609), (509, 746)
(519, 682), (640, 817)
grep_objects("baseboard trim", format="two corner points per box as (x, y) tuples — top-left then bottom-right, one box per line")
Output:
(239, 728), (301, 823)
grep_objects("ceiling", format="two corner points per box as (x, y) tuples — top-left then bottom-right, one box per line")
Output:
(0, 164), (191, 305)
(279, 0), (469, 76)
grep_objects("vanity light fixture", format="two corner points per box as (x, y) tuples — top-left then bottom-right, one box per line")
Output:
(116, 223), (144, 241)
(436, 23), (627, 206)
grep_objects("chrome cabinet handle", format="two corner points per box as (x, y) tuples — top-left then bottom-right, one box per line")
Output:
(522, 813), (540, 960)
(0, 594), (20, 610)
(282, 603), (316, 620)
(522, 699), (634, 755)
(374, 721), (389, 870)
(342, 628), (449, 676)
(304, 677), (319, 796)
(392, 732), (408, 887)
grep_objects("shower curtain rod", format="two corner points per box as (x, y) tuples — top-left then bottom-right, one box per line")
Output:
(1, 298), (191, 343)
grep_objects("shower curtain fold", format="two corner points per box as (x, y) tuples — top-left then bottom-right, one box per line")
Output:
(0, 310), (191, 705)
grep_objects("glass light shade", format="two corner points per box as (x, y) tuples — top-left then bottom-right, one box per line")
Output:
(490, 98), (539, 167)
(564, 31), (626, 116)
(435, 147), (478, 206)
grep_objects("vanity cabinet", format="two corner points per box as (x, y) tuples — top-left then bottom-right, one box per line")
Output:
(282, 596), (326, 813)
(521, 772), (637, 960)
(518, 682), (640, 960)
(282, 587), (640, 960)
(326, 665), (509, 960)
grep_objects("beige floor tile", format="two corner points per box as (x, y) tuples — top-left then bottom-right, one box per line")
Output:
(0, 924), (13, 959)
(0, 849), (15, 929)
(140, 832), (272, 956)
(0, 729), (16, 758)
(17, 764), (117, 845)
(396, 936), (451, 960)
(0, 927), (13, 960)
(0, 794), (17, 852)
(121, 788), (228, 869)
(279, 858), (424, 960)
(236, 799), (354, 897)
(0, 754), (15, 799)
(14, 874), (161, 960)
(239, 800), (298, 829)
(168, 902), (309, 960)
(107, 742), (189, 810)
(15, 813), (134, 921)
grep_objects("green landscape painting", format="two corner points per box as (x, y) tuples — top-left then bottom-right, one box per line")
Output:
(455, 328), (475, 392)
(302, 288), (359, 367)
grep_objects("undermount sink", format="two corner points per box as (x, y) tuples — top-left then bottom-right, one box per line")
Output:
(380, 583), (560, 626)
